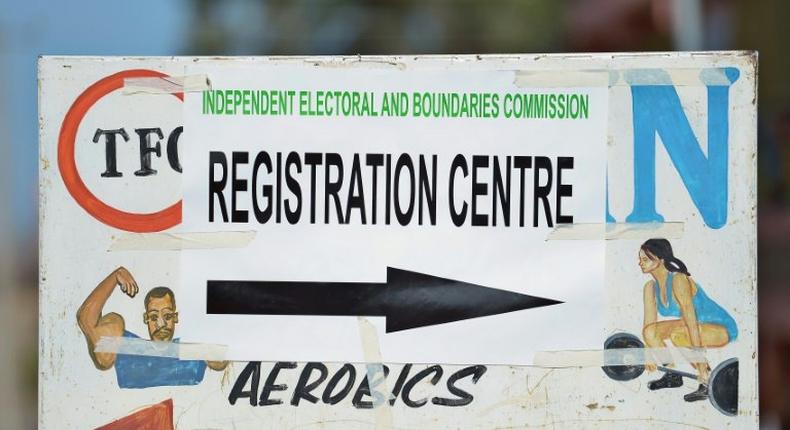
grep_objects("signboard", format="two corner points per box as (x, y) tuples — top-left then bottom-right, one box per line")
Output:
(40, 53), (758, 429)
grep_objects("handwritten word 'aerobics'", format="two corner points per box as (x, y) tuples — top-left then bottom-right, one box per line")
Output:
(229, 362), (487, 409)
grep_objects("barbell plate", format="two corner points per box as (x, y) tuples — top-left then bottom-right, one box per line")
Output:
(602, 332), (645, 381)
(708, 357), (738, 416)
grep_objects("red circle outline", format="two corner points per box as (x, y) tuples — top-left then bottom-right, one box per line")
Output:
(58, 69), (183, 232)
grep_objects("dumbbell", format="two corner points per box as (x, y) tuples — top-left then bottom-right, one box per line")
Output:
(601, 332), (738, 416)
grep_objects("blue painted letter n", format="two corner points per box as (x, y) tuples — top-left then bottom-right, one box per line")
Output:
(620, 67), (740, 229)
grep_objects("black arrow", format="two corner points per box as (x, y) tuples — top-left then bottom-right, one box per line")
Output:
(207, 267), (563, 333)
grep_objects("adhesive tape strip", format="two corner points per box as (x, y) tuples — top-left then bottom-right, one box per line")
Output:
(123, 75), (211, 94)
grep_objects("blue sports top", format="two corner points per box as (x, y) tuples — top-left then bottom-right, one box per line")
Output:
(114, 330), (207, 389)
(653, 272), (738, 341)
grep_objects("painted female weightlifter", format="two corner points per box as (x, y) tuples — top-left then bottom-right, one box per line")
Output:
(638, 238), (738, 402)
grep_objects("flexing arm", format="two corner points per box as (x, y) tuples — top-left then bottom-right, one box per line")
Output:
(76, 267), (138, 370)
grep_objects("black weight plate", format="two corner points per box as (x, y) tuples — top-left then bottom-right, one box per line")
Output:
(709, 357), (738, 416)
(602, 332), (645, 381)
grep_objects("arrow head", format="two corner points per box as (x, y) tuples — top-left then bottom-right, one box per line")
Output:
(383, 267), (563, 333)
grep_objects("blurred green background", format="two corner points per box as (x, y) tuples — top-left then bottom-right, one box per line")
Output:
(1, 0), (788, 428)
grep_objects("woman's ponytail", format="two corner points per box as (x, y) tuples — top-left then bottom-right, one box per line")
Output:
(640, 238), (691, 276)
(665, 256), (691, 276)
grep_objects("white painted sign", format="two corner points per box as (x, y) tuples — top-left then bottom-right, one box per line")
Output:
(39, 53), (758, 429)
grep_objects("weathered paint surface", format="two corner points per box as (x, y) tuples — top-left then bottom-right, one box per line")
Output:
(39, 53), (757, 429)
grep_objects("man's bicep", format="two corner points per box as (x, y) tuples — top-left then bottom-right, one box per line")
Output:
(87, 313), (125, 370)
(95, 312), (125, 339)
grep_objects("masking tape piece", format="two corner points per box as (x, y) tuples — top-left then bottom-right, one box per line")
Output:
(109, 231), (257, 251)
(123, 75), (211, 94)
(623, 67), (739, 86)
(357, 317), (395, 429)
(546, 222), (684, 241)
(178, 343), (228, 362)
(357, 317), (384, 362)
(513, 67), (739, 88)
(94, 336), (227, 361)
(513, 70), (611, 87)
(533, 347), (707, 368)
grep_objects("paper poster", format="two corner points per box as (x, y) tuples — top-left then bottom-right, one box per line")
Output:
(179, 66), (608, 363)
